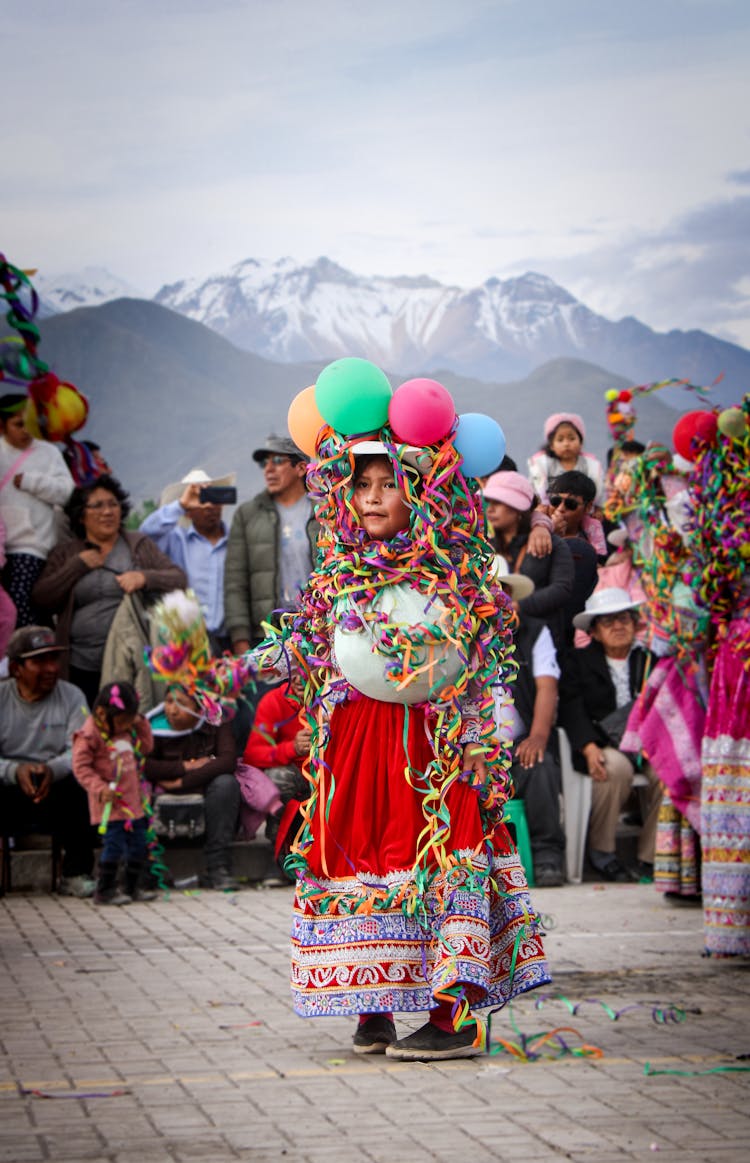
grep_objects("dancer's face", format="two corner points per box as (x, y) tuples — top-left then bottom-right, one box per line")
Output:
(352, 456), (411, 540)
(165, 688), (200, 730)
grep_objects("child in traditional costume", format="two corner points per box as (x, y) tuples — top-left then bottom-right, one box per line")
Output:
(241, 375), (551, 1060)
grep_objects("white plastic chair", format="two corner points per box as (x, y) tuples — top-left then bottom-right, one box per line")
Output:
(558, 727), (592, 885)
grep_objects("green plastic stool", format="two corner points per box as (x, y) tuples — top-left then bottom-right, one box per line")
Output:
(504, 797), (535, 887)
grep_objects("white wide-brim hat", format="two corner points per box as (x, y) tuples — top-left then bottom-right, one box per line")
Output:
(490, 555), (535, 601)
(573, 586), (641, 633)
(159, 468), (237, 526)
(160, 467), (237, 505)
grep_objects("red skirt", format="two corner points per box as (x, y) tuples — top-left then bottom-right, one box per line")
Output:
(290, 696), (549, 1017)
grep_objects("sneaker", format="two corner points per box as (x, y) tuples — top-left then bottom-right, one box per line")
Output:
(636, 861), (654, 882)
(201, 869), (240, 891)
(58, 875), (96, 899)
(130, 886), (159, 902)
(534, 864), (564, 887)
(385, 1020), (483, 1061)
(94, 889), (132, 906)
(352, 1015), (397, 1055)
(597, 858), (636, 883)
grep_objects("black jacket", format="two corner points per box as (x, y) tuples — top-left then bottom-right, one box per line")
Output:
(502, 532), (574, 653)
(558, 639), (652, 756)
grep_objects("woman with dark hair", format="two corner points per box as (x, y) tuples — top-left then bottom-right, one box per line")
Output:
(33, 475), (186, 705)
(483, 470), (574, 652)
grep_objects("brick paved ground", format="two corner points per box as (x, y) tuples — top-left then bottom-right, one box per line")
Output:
(1, 882), (749, 1162)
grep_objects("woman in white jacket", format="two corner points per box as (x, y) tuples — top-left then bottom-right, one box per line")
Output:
(0, 394), (74, 626)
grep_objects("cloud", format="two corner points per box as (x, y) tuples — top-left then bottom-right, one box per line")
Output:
(536, 192), (750, 346)
(3, 0), (750, 343)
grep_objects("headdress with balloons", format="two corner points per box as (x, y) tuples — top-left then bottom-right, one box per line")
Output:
(0, 255), (96, 482)
(679, 395), (750, 658)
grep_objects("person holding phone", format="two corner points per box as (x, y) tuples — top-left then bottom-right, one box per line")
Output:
(140, 468), (236, 654)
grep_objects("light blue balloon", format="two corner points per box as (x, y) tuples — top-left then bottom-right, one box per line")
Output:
(454, 413), (506, 477)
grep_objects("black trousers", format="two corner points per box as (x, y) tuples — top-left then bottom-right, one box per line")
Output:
(510, 746), (566, 870)
(0, 774), (94, 877)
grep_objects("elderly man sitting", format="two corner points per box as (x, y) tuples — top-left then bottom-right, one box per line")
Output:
(559, 588), (663, 882)
(0, 627), (93, 896)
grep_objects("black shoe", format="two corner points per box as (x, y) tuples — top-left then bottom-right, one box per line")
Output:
(201, 869), (240, 891)
(385, 1020), (483, 1061)
(352, 1015), (397, 1055)
(534, 864), (565, 887)
(636, 861), (654, 882)
(598, 857), (636, 883)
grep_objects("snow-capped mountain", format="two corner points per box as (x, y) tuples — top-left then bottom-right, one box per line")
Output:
(153, 257), (597, 378)
(35, 266), (143, 314)
(152, 256), (749, 395)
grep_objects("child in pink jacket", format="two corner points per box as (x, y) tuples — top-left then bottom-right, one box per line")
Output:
(73, 681), (154, 905)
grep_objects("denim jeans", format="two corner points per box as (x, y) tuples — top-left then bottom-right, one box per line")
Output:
(101, 817), (148, 864)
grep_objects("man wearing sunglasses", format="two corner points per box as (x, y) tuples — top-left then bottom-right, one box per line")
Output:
(546, 471), (599, 642)
(224, 434), (319, 655)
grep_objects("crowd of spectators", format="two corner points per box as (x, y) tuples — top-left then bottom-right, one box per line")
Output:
(1, 396), (747, 946)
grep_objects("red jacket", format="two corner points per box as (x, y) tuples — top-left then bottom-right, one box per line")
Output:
(243, 686), (304, 770)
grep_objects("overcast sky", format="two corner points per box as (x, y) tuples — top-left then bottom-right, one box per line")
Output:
(5, 0), (750, 344)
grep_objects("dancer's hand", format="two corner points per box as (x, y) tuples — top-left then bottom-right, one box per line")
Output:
(462, 743), (486, 781)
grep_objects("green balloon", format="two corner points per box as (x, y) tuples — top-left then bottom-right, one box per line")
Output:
(315, 358), (392, 435)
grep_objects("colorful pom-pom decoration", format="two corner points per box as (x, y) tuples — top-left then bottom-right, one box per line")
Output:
(717, 406), (746, 441)
(26, 373), (89, 441)
(672, 410), (718, 461)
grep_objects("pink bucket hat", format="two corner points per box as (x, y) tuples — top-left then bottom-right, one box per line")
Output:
(544, 412), (586, 443)
(482, 471), (535, 511)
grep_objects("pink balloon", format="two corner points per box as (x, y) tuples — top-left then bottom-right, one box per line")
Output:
(389, 378), (456, 445)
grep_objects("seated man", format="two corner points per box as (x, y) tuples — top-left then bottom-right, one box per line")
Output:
(144, 686), (241, 890)
(492, 558), (565, 887)
(0, 626), (94, 896)
(559, 588), (663, 882)
(140, 468), (235, 655)
(242, 669), (310, 848)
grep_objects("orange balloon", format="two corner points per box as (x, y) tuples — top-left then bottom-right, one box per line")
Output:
(288, 385), (325, 458)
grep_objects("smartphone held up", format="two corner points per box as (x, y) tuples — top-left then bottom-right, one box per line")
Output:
(198, 486), (237, 506)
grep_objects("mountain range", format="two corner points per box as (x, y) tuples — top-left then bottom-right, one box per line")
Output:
(37, 297), (689, 506)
